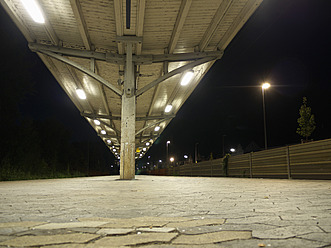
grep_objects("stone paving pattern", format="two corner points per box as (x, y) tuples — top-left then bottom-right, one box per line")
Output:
(0, 175), (330, 247)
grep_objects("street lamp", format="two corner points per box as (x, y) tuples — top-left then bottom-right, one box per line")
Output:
(166, 141), (170, 167)
(195, 142), (199, 163)
(262, 82), (270, 149)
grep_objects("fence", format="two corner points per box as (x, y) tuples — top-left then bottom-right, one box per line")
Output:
(147, 138), (331, 180)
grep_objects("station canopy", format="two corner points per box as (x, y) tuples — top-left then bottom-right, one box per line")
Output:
(1, 0), (263, 160)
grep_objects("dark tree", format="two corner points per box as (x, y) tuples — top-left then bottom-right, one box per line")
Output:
(297, 97), (316, 142)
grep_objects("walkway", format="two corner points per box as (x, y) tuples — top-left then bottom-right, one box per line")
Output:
(0, 176), (330, 247)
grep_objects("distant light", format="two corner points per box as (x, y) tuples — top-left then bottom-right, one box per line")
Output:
(262, 82), (271, 89)
(154, 126), (160, 132)
(165, 104), (173, 113)
(101, 130), (106, 135)
(143, 147), (147, 151)
(147, 162), (150, 165)
(76, 88), (86, 100)
(113, 148), (116, 152)
(146, 142), (150, 146)
(230, 148), (236, 152)
(181, 70), (194, 86)
(148, 156), (151, 159)
(159, 160), (162, 163)
(94, 119), (100, 125)
(184, 155), (188, 159)
(21, 0), (45, 24)
(170, 157), (175, 162)
(167, 141), (171, 144)
(107, 139), (111, 144)
(111, 165), (113, 168)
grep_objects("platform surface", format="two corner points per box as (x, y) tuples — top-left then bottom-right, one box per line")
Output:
(0, 175), (330, 247)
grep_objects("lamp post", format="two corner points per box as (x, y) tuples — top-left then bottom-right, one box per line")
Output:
(262, 82), (270, 150)
(166, 141), (170, 167)
(195, 142), (199, 163)
(170, 157), (175, 167)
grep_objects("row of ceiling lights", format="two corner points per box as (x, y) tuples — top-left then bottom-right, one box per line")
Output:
(76, 69), (195, 159)
(20, 0), (197, 161)
(19, 0), (119, 161)
(76, 70), (195, 113)
(163, 70), (194, 114)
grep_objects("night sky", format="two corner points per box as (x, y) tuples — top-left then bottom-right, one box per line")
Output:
(1, 0), (331, 164)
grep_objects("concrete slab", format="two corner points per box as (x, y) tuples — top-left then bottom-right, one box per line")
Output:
(166, 218), (225, 228)
(92, 232), (178, 246)
(35, 221), (109, 229)
(0, 233), (99, 247)
(0, 175), (330, 247)
(172, 230), (251, 244)
(137, 227), (176, 233)
(252, 225), (323, 239)
(0, 221), (46, 228)
(96, 228), (134, 235)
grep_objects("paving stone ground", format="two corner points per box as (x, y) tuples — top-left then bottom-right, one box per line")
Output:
(0, 175), (330, 247)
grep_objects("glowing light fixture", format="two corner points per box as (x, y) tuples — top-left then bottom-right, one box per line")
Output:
(165, 104), (172, 113)
(170, 157), (175, 162)
(184, 155), (188, 159)
(230, 148), (236, 152)
(113, 148), (116, 152)
(262, 82), (271, 89)
(146, 142), (150, 146)
(94, 119), (100, 125)
(143, 147), (147, 151)
(181, 70), (194, 86)
(21, 0), (45, 24)
(107, 139), (111, 144)
(154, 126), (160, 132)
(76, 88), (86, 100)
(101, 130), (106, 135)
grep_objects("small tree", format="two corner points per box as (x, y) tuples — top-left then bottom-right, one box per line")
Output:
(296, 97), (316, 142)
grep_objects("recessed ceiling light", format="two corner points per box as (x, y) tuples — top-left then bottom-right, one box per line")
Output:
(76, 88), (86, 100)
(165, 104), (172, 113)
(181, 70), (194, 86)
(21, 0), (45, 24)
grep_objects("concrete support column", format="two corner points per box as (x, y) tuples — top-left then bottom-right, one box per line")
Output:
(120, 43), (136, 180)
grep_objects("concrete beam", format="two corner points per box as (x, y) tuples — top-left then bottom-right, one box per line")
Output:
(199, 0), (232, 51)
(38, 50), (122, 96)
(29, 43), (222, 64)
(168, 0), (192, 53)
(69, 0), (91, 50)
(136, 54), (222, 97)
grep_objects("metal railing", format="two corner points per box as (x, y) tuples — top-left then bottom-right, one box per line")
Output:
(147, 138), (331, 180)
